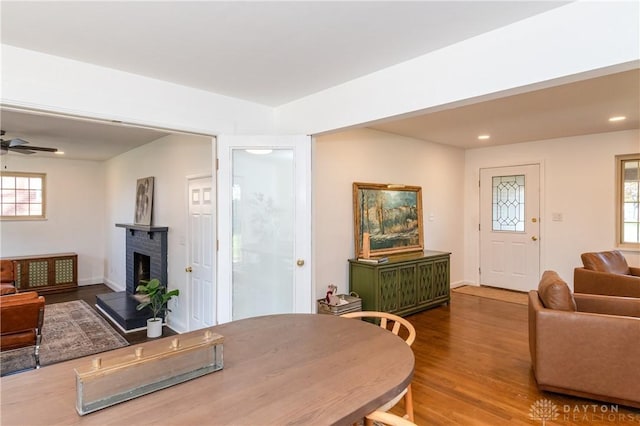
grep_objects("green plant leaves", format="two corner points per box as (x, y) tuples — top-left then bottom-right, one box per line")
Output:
(135, 278), (180, 320)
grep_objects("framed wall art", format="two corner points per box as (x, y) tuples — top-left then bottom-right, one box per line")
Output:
(353, 182), (424, 258)
(134, 176), (154, 226)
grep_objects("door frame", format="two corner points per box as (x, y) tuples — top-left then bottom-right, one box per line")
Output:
(184, 135), (217, 330)
(476, 161), (546, 288)
(216, 135), (312, 323)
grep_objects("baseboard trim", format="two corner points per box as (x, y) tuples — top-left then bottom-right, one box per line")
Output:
(450, 280), (472, 289)
(102, 278), (124, 292)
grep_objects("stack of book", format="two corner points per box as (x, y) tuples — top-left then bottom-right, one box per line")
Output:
(356, 257), (389, 264)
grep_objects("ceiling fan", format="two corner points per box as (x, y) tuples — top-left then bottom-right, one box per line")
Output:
(1, 130), (59, 155)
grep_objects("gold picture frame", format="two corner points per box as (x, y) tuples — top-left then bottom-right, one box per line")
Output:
(353, 182), (424, 258)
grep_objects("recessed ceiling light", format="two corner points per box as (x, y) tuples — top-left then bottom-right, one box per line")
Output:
(477, 134), (490, 140)
(54, 151), (65, 155)
(609, 116), (626, 122)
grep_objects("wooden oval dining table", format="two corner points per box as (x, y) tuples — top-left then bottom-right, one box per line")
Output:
(0, 313), (415, 425)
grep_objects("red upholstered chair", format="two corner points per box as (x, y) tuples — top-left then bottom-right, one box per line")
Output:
(574, 250), (640, 297)
(1, 260), (17, 295)
(0, 291), (45, 369)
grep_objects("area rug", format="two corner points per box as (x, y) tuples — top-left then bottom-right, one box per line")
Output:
(1, 300), (129, 376)
(452, 285), (528, 305)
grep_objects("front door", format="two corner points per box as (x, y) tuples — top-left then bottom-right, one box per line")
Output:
(479, 164), (540, 292)
(217, 135), (312, 323)
(187, 176), (215, 330)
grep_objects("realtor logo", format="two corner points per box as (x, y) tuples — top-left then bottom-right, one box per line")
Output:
(530, 399), (560, 425)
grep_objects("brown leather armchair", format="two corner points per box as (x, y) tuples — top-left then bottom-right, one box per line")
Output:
(574, 250), (640, 297)
(0, 291), (45, 368)
(1, 260), (17, 295)
(529, 271), (640, 408)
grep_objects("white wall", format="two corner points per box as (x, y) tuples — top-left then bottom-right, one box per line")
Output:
(0, 155), (106, 285)
(104, 133), (213, 332)
(464, 129), (640, 288)
(1, 45), (275, 136)
(313, 128), (465, 299)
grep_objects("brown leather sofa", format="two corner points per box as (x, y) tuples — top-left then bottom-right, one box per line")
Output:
(529, 270), (640, 408)
(0, 291), (45, 368)
(574, 250), (640, 298)
(1, 260), (17, 295)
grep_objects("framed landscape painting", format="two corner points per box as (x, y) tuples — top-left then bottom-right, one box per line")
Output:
(353, 182), (424, 258)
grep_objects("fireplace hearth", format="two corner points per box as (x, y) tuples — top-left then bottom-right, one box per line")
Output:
(97, 224), (168, 331)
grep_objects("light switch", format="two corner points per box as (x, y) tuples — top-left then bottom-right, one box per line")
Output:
(552, 212), (563, 222)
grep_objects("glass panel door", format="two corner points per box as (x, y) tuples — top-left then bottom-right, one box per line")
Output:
(480, 164), (540, 292)
(231, 149), (294, 320)
(217, 135), (312, 323)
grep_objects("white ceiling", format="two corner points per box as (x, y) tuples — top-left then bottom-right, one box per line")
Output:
(0, 109), (172, 161)
(369, 69), (640, 148)
(1, 1), (638, 160)
(1, 1), (570, 106)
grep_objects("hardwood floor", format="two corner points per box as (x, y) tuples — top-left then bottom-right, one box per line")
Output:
(44, 284), (176, 344)
(44, 286), (639, 424)
(398, 293), (640, 425)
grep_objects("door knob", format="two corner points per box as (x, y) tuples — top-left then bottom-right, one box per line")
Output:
(296, 259), (305, 267)
(531, 236), (538, 241)
(185, 266), (193, 272)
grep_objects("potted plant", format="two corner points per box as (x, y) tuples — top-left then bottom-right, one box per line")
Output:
(135, 278), (179, 338)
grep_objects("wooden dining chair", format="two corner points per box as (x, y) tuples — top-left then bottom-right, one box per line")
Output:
(341, 311), (416, 424)
(366, 410), (417, 426)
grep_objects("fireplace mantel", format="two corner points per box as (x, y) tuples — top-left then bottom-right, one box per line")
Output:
(115, 223), (168, 239)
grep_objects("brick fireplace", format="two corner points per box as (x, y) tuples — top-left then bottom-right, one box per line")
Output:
(96, 224), (168, 331)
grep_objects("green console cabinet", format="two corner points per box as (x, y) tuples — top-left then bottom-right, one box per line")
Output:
(348, 250), (450, 317)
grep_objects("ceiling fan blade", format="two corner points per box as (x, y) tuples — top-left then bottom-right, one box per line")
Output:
(0, 133), (59, 154)
(9, 138), (29, 147)
(17, 145), (58, 153)
(9, 147), (36, 155)
(9, 145), (58, 154)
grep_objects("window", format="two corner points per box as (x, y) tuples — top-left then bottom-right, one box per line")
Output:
(617, 154), (640, 248)
(0, 172), (46, 220)
(492, 174), (525, 232)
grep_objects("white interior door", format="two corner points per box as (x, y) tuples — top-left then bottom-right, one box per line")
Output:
(188, 176), (215, 330)
(217, 135), (311, 323)
(480, 164), (540, 292)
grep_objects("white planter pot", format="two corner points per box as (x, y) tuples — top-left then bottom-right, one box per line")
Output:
(146, 318), (163, 338)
